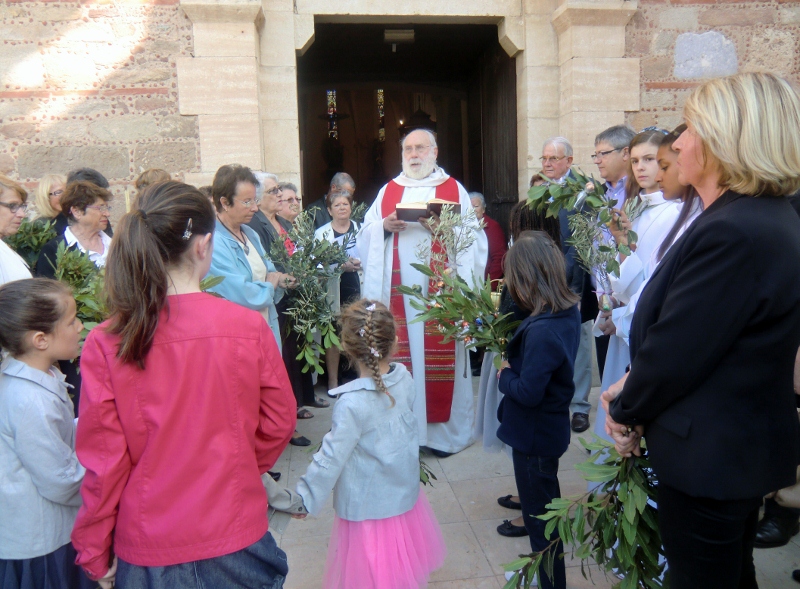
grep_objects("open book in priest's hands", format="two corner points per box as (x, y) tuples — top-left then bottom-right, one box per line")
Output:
(395, 199), (462, 222)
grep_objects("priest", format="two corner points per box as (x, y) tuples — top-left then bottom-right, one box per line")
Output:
(358, 129), (488, 457)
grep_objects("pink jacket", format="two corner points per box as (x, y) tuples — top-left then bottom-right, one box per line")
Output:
(71, 293), (296, 579)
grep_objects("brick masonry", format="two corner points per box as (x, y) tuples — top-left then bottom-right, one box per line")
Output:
(0, 0), (198, 216)
(627, 0), (800, 131)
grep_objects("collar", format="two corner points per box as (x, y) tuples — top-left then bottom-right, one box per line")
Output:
(64, 227), (111, 253)
(392, 166), (450, 188)
(1, 357), (72, 401)
(329, 363), (409, 396)
(640, 190), (666, 207)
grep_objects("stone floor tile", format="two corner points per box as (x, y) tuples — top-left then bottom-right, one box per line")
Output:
(281, 533), (330, 589)
(438, 442), (515, 482)
(280, 501), (335, 539)
(470, 518), (533, 577)
(753, 541), (800, 588)
(430, 576), (505, 589)
(565, 563), (615, 589)
(423, 480), (469, 524)
(450, 475), (519, 522)
(430, 522), (495, 582)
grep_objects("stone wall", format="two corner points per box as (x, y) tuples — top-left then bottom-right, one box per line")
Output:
(0, 0), (198, 208)
(629, 0), (800, 132)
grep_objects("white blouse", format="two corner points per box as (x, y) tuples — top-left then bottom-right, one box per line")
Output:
(0, 239), (32, 285)
(64, 227), (112, 269)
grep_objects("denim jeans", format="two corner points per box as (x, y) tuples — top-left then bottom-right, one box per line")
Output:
(116, 531), (288, 589)
(658, 484), (762, 589)
(512, 450), (566, 589)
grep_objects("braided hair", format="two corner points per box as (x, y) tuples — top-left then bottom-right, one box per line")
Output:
(339, 299), (397, 407)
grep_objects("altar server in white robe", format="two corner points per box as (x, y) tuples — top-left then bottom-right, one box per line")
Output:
(358, 129), (488, 456)
(593, 130), (680, 441)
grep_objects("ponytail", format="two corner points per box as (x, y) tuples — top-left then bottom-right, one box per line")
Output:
(104, 181), (215, 368)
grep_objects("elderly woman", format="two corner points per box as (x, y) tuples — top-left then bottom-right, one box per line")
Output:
(31, 173), (66, 221)
(314, 190), (362, 392)
(0, 175), (32, 284)
(277, 182), (301, 224)
(36, 181), (113, 279)
(247, 173), (292, 254)
(602, 72), (800, 588)
(206, 165), (293, 347)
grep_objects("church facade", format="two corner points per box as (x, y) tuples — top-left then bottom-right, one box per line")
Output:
(0, 0), (797, 205)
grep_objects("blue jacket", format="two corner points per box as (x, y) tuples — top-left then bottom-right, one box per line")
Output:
(497, 306), (580, 457)
(208, 220), (284, 347)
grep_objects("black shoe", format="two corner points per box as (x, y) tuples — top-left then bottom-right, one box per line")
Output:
(268, 471), (281, 482)
(431, 449), (453, 459)
(497, 494), (522, 510)
(497, 520), (529, 537)
(754, 516), (800, 548)
(472, 367), (481, 377)
(792, 569), (800, 584)
(289, 435), (311, 447)
(571, 412), (590, 433)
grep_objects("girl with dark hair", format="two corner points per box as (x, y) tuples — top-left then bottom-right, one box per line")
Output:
(497, 231), (580, 589)
(297, 299), (446, 589)
(0, 278), (94, 589)
(71, 181), (297, 589)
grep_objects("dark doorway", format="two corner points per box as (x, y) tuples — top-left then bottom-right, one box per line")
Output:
(297, 23), (518, 232)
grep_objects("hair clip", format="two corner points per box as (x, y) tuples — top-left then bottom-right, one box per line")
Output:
(182, 218), (193, 241)
(365, 303), (376, 312)
(359, 328), (366, 337)
(370, 347), (381, 358)
(640, 126), (670, 136)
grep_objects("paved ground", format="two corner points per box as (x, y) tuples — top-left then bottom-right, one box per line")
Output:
(274, 380), (800, 589)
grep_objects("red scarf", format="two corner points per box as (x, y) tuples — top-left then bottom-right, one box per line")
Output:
(381, 178), (459, 423)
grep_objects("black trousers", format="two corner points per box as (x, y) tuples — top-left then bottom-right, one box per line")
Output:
(595, 334), (610, 380)
(658, 484), (761, 589)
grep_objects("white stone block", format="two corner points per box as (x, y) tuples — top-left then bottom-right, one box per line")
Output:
(193, 22), (259, 57)
(177, 56), (259, 115)
(199, 114), (263, 172)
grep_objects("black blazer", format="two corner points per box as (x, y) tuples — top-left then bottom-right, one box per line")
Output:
(246, 211), (292, 272)
(610, 191), (800, 500)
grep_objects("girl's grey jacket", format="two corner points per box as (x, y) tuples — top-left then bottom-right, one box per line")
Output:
(296, 363), (420, 521)
(0, 358), (85, 559)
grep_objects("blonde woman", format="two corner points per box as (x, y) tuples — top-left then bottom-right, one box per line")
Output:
(31, 174), (66, 220)
(603, 73), (800, 588)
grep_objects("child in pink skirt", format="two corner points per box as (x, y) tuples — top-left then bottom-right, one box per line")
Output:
(296, 299), (446, 589)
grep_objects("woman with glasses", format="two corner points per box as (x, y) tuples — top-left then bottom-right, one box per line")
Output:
(0, 175), (33, 285)
(206, 165), (295, 348)
(603, 72), (800, 588)
(35, 181), (114, 279)
(277, 182), (301, 224)
(31, 174), (66, 222)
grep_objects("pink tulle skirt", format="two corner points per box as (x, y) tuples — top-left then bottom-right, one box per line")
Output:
(323, 489), (446, 589)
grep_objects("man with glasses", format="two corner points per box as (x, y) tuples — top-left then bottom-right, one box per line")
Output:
(358, 128), (488, 458)
(590, 125), (635, 379)
(538, 137), (596, 434)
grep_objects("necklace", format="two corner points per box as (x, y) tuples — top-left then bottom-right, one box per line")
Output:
(217, 216), (249, 255)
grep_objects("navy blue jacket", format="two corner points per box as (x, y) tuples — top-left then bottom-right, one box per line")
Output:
(497, 306), (581, 456)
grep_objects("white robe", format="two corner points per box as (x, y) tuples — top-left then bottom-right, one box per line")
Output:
(0, 240), (31, 285)
(357, 167), (488, 453)
(593, 192), (680, 442)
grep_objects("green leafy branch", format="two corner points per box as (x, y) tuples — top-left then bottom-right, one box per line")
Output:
(350, 201), (368, 224)
(53, 242), (107, 346)
(502, 436), (666, 589)
(4, 218), (56, 267)
(269, 210), (352, 374)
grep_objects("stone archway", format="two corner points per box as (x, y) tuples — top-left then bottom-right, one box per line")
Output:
(176, 0), (638, 194)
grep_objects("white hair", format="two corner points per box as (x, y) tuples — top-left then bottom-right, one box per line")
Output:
(469, 192), (486, 207)
(253, 172), (279, 199)
(401, 128), (437, 149)
(542, 137), (573, 158)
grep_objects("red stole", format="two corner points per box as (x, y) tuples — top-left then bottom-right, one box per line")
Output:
(381, 178), (459, 423)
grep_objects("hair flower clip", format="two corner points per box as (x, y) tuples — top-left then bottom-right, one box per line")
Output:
(370, 347), (381, 358)
(182, 218), (193, 241)
(365, 303), (376, 312)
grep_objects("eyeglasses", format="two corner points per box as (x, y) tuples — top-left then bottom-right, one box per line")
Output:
(591, 148), (622, 161)
(0, 201), (28, 214)
(85, 204), (111, 213)
(641, 126), (670, 136)
(283, 196), (300, 204)
(49, 189), (64, 197)
(539, 156), (566, 164)
(236, 197), (261, 208)
(403, 144), (432, 156)
(265, 186), (281, 195)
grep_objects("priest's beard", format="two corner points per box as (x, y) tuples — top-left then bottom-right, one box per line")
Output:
(402, 152), (437, 180)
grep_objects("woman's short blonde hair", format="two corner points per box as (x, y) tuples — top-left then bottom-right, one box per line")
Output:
(33, 174), (66, 218)
(683, 72), (800, 197)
